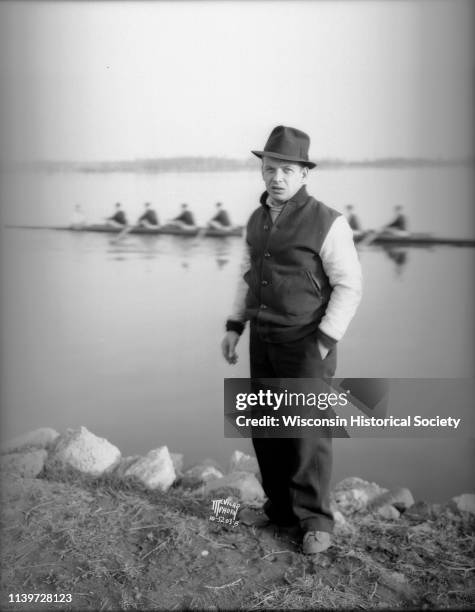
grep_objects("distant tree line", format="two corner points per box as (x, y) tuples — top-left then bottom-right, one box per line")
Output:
(3, 156), (473, 174)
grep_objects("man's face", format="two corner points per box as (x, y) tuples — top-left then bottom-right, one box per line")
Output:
(261, 157), (308, 203)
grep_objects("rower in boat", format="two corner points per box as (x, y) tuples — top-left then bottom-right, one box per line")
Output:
(167, 203), (197, 230)
(357, 204), (410, 245)
(70, 204), (86, 229)
(207, 202), (232, 231)
(382, 205), (409, 236)
(137, 202), (159, 228)
(106, 202), (128, 228)
(345, 204), (364, 238)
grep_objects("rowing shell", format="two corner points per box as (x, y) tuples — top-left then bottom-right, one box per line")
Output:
(354, 232), (475, 247)
(5, 224), (244, 238)
(4, 225), (474, 246)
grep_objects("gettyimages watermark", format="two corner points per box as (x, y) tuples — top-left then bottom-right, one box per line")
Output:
(209, 498), (240, 527)
(224, 378), (475, 438)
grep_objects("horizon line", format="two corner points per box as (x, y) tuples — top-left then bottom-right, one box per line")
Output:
(3, 154), (473, 167)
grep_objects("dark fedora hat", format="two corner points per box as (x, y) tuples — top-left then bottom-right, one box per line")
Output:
(252, 125), (317, 168)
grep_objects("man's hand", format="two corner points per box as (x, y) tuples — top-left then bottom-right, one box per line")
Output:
(221, 331), (240, 364)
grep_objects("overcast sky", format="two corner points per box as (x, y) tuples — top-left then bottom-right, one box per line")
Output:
(0, 0), (473, 162)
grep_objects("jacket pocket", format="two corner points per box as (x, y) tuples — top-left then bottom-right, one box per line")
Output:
(270, 269), (323, 317)
(305, 270), (322, 297)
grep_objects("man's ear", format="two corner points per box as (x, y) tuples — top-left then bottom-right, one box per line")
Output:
(301, 166), (309, 180)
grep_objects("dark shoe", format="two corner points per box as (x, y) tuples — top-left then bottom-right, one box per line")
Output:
(302, 531), (331, 554)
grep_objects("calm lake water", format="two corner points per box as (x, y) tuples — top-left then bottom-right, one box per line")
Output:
(1, 166), (474, 501)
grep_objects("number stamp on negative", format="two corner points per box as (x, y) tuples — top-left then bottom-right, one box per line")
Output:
(8, 593), (73, 604)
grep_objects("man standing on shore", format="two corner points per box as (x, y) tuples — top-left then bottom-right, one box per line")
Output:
(221, 126), (362, 554)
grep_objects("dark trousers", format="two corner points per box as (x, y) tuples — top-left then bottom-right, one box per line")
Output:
(250, 325), (336, 533)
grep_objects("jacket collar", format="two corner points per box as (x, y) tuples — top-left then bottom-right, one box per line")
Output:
(260, 185), (309, 209)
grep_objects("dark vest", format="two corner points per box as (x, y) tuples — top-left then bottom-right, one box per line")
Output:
(244, 186), (340, 342)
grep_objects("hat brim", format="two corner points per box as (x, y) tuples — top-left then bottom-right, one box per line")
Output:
(252, 150), (317, 169)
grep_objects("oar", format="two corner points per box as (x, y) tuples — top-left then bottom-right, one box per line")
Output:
(110, 224), (136, 244)
(358, 228), (387, 247)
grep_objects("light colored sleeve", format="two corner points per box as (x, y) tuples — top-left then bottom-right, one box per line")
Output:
(318, 215), (363, 341)
(228, 240), (251, 323)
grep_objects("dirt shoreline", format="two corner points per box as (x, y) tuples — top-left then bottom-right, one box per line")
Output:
(1, 465), (474, 611)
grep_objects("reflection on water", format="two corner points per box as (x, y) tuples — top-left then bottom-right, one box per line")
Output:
(381, 245), (409, 275)
(105, 232), (234, 269)
(209, 237), (232, 270)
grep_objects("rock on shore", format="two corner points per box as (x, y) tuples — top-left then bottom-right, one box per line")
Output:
(229, 450), (259, 474)
(204, 471), (265, 503)
(332, 476), (388, 514)
(123, 447), (176, 491)
(180, 463), (224, 488)
(47, 426), (121, 476)
(1, 449), (48, 479)
(0, 427), (59, 454)
(450, 493), (475, 515)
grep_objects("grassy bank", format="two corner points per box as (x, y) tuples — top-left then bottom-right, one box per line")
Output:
(1, 469), (474, 610)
